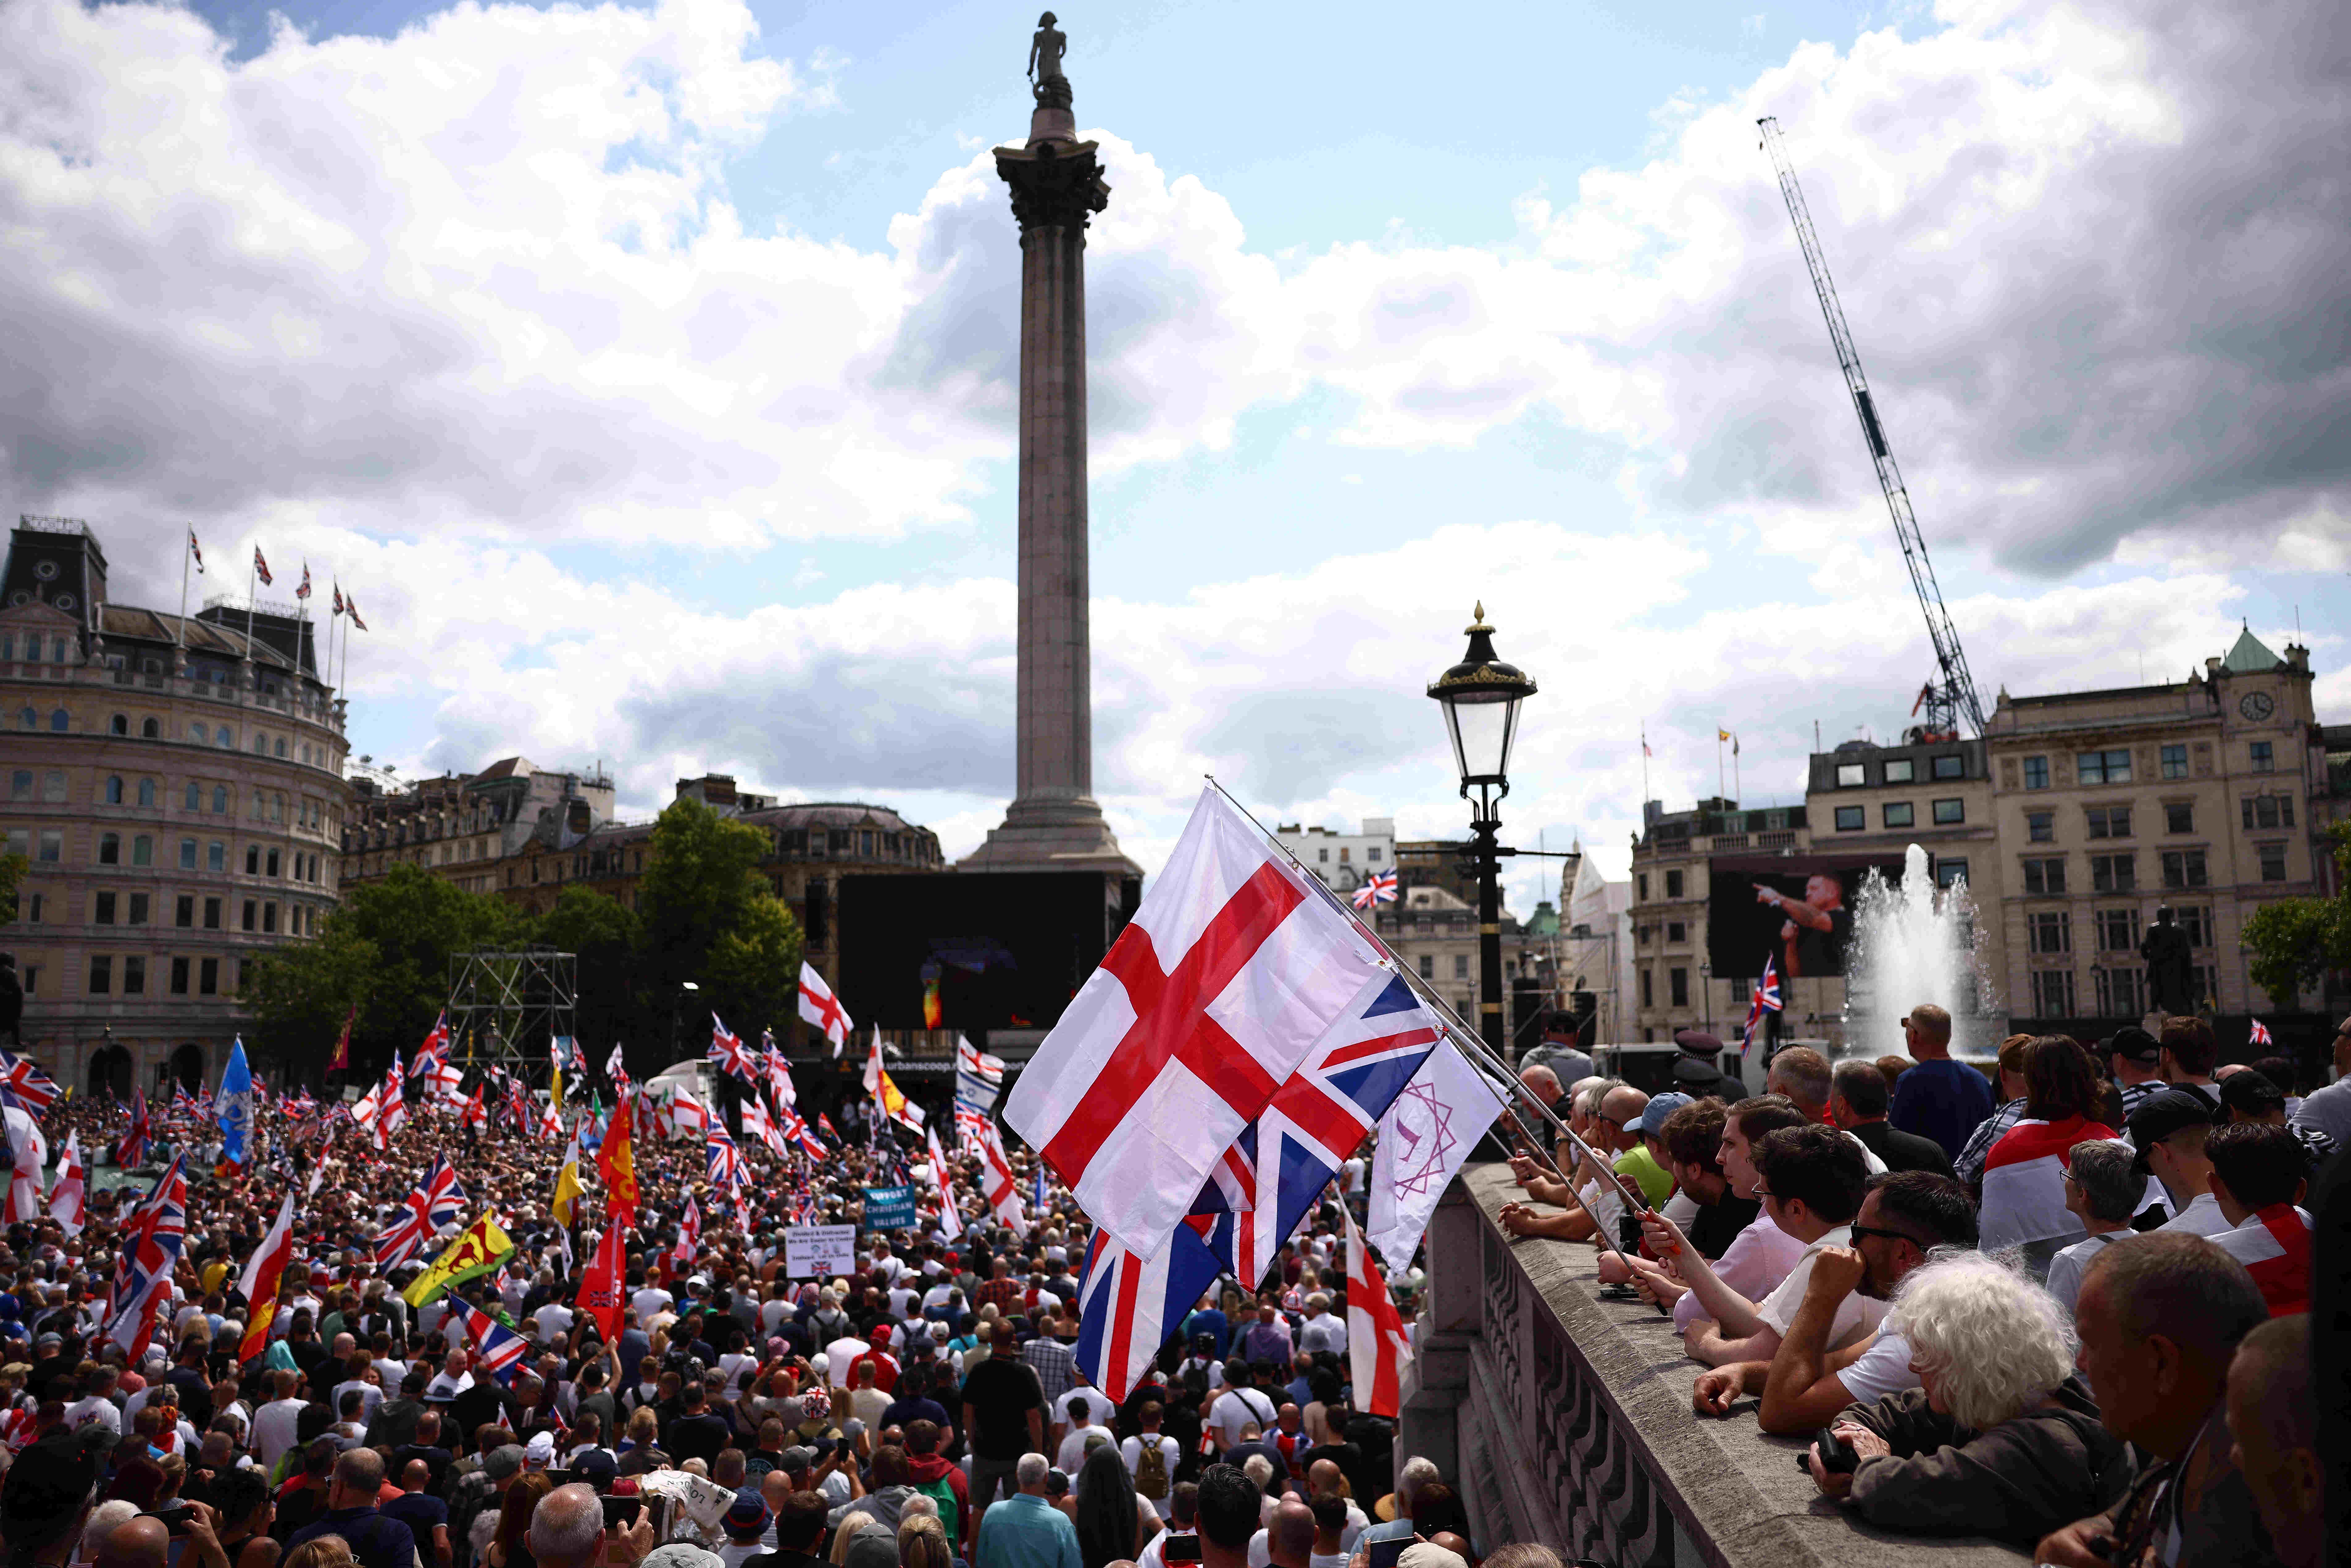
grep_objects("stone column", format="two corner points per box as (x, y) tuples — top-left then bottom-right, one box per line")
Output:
(962, 75), (1138, 879)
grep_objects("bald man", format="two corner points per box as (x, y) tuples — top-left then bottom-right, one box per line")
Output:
(94, 1516), (172, 1568)
(1259, 1499), (1314, 1568)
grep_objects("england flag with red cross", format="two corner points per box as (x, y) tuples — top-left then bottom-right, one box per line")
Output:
(1006, 787), (1382, 1251)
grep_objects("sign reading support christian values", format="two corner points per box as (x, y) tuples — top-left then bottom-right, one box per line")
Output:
(783, 1224), (859, 1278)
(862, 1185), (918, 1230)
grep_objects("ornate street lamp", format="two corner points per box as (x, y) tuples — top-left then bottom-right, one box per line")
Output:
(1429, 604), (1538, 1051)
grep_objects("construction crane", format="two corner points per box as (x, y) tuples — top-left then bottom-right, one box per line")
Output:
(1758, 116), (1986, 741)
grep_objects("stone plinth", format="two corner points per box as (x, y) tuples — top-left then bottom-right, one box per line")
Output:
(961, 126), (1138, 880)
(1404, 1164), (2029, 1566)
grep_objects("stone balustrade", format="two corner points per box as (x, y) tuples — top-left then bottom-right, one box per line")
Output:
(1398, 1165), (2028, 1567)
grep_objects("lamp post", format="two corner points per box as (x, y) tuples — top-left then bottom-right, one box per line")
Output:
(1428, 604), (1538, 1054)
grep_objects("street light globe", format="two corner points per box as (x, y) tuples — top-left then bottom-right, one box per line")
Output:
(1427, 602), (1537, 810)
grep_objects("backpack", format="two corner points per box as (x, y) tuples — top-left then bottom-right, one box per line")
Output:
(912, 1471), (962, 1552)
(1132, 1437), (1170, 1502)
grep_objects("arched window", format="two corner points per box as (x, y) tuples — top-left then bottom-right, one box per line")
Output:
(273, 737), (285, 758)
(252, 733), (266, 755)
(132, 835), (152, 867)
(49, 709), (69, 732)
(213, 785), (228, 813)
(137, 778), (155, 807)
(109, 714), (128, 736)
(41, 771), (66, 803)
(184, 782), (200, 810)
(50, 637), (67, 662)
(104, 776), (123, 804)
(270, 795), (283, 824)
(216, 726), (233, 747)
(98, 832), (120, 865)
(141, 717), (159, 739)
(189, 721), (206, 743)
(18, 707), (35, 730)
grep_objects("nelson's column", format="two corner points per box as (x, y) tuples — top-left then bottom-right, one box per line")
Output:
(962, 13), (1142, 886)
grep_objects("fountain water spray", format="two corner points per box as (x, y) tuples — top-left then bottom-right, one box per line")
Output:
(1841, 844), (2005, 1062)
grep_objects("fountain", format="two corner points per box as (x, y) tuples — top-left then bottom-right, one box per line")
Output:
(1840, 843), (2007, 1063)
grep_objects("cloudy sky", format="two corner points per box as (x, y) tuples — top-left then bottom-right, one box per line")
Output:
(5, 0), (2345, 911)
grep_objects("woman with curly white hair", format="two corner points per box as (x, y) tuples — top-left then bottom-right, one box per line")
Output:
(1806, 1251), (2131, 1546)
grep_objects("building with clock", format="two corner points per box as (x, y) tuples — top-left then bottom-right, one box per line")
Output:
(1, 518), (350, 1097)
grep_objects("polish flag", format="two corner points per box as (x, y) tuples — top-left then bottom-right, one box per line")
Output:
(49, 1133), (86, 1238)
(236, 1193), (298, 1363)
(799, 962), (853, 1056)
(1344, 1205), (1413, 1417)
(2212, 1204), (2311, 1316)
(1004, 786), (1381, 1251)
(1981, 1116), (2122, 1251)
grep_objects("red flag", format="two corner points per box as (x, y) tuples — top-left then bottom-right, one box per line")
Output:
(1344, 1206), (1412, 1417)
(329, 1005), (354, 1074)
(579, 1214), (626, 1342)
(597, 1093), (638, 1228)
(236, 1193), (297, 1364)
(252, 547), (273, 586)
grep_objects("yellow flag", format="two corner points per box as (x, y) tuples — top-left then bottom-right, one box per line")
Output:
(401, 1214), (515, 1306)
(552, 1148), (583, 1229)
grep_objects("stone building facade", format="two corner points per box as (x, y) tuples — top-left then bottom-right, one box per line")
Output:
(1274, 816), (1396, 900)
(1, 519), (349, 1095)
(1625, 628), (2341, 1049)
(338, 768), (949, 1051)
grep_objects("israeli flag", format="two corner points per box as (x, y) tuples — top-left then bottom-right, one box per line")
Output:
(217, 1037), (255, 1167)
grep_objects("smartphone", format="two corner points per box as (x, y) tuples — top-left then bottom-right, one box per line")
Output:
(1162, 1536), (1202, 1565)
(602, 1497), (642, 1530)
(1366, 1537), (1409, 1568)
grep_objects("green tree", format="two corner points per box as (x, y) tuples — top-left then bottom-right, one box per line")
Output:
(2240, 823), (2351, 1008)
(637, 798), (803, 1054)
(0, 851), (25, 923)
(533, 885), (645, 1064)
(239, 925), (382, 1083)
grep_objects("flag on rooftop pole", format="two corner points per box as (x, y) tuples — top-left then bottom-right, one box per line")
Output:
(235, 1192), (297, 1363)
(1003, 785), (1384, 1253)
(188, 530), (205, 574)
(252, 547), (273, 586)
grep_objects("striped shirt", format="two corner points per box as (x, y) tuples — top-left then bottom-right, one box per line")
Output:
(1953, 1098), (2029, 1187)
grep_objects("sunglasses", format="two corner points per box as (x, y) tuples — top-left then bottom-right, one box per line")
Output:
(1848, 1224), (1923, 1247)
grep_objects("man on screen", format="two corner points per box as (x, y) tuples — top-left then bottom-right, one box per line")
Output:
(1754, 873), (1852, 978)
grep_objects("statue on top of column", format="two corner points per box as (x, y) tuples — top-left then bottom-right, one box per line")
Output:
(1028, 11), (1071, 107)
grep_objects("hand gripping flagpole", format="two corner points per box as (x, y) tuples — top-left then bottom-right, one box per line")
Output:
(1203, 777), (1668, 1305)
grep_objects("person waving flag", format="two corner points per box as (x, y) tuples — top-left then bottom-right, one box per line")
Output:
(235, 1193), (298, 1363)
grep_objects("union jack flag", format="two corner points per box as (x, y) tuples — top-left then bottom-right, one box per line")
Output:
(777, 1103), (827, 1160)
(708, 1016), (755, 1083)
(706, 1124), (748, 1207)
(412, 1013), (451, 1079)
(103, 1156), (188, 1357)
(455, 1299), (530, 1385)
(1075, 1212), (1233, 1401)
(375, 1156), (466, 1267)
(0, 1051), (61, 1115)
(1746, 953), (1783, 1040)
(2249, 1018), (2275, 1049)
(1351, 869), (1399, 911)
(763, 1033), (794, 1107)
(1189, 969), (1441, 1291)
(554, 1036), (587, 1076)
(171, 1085), (198, 1118)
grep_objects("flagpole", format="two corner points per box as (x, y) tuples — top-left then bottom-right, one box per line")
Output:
(1733, 735), (1741, 805)
(1716, 732), (1725, 802)
(244, 550), (257, 658)
(1640, 726), (1650, 807)
(177, 533), (190, 651)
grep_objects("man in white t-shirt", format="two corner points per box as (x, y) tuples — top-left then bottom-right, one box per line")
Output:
(631, 1281), (675, 1325)
(1206, 1365), (1278, 1451)
(535, 1299), (575, 1345)
(1051, 1380), (1116, 1451)
(1647, 1123), (1878, 1368)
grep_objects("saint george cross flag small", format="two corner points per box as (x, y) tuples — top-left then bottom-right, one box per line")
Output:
(799, 962), (853, 1057)
(1344, 1204), (1413, 1416)
(1005, 786), (1382, 1252)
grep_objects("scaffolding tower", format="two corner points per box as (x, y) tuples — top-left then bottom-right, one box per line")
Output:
(445, 947), (578, 1085)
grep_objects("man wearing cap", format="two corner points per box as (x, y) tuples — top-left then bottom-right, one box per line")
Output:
(1885, 1005), (1993, 1163)
(2106, 1027), (2169, 1119)
(2131, 1091), (2232, 1237)
(719, 1487), (775, 1568)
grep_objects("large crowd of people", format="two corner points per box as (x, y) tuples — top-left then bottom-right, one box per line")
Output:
(0, 1003), (2335, 1568)
(0, 1056), (1551, 1568)
(1501, 1007), (2337, 1567)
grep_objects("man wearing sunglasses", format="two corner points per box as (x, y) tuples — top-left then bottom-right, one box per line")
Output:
(1689, 1170), (1978, 1433)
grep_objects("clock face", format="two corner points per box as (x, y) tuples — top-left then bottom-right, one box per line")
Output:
(2240, 691), (2275, 721)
